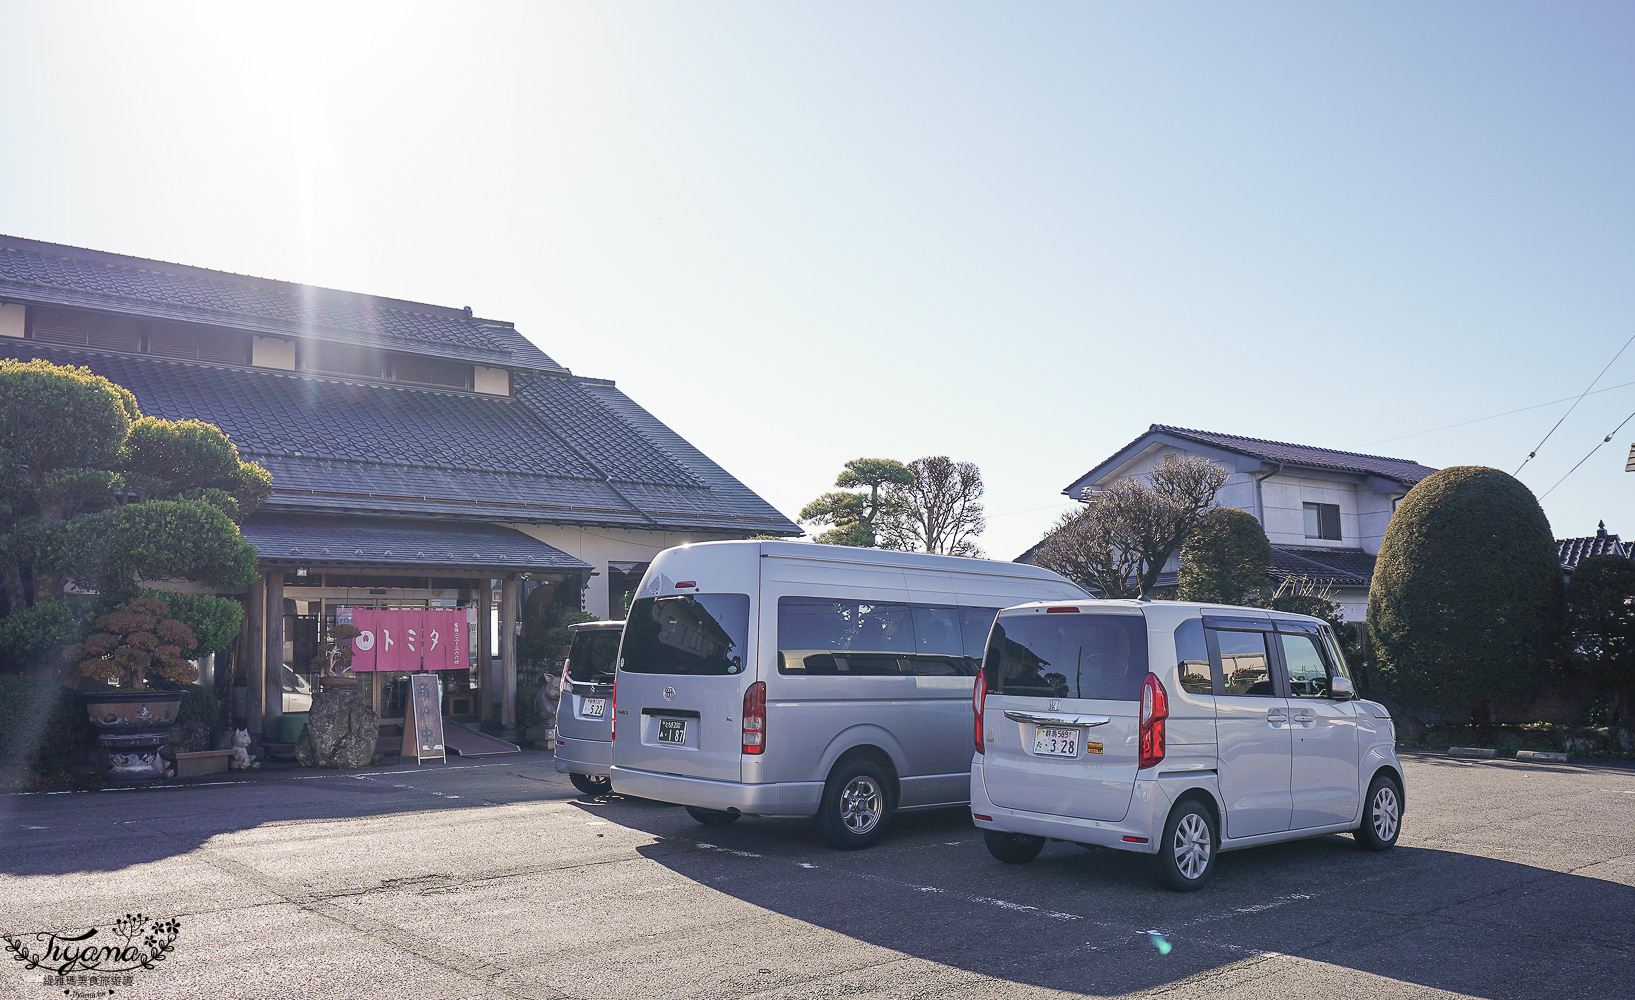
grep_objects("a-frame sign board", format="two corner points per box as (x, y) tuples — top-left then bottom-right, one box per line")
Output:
(402, 673), (447, 765)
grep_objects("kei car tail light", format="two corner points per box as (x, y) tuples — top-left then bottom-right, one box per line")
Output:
(1138, 672), (1168, 770)
(742, 681), (766, 755)
(972, 670), (987, 755)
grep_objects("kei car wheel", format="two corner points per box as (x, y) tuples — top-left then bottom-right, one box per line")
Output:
(816, 759), (894, 850)
(1355, 773), (1403, 851)
(685, 806), (741, 826)
(1154, 799), (1218, 892)
(984, 829), (1046, 864)
(569, 772), (611, 796)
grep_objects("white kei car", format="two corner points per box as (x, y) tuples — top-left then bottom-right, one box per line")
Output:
(970, 600), (1403, 890)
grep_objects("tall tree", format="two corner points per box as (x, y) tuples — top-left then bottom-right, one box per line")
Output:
(1031, 456), (1229, 597)
(1563, 553), (1635, 724)
(0, 359), (266, 673)
(1178, 507), (1273, 605)
(881, 456), (987, 556)
(1368, 466), (1562, 724)
(800, 458), (914, 547)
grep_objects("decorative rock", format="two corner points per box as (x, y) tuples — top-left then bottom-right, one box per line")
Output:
(295, 689), (380, 769)
(1561, 733), (1606, 754)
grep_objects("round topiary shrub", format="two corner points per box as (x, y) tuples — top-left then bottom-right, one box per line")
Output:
(1367, 466), (1563, 722)
(1178, 507), (1274, 605)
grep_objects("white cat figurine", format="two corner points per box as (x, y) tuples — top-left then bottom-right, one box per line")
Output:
(229, 729), (260, 770)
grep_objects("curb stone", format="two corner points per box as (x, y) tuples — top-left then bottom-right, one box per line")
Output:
(1447, 747), (1497, 759)
(1515, 750), (1570, 763)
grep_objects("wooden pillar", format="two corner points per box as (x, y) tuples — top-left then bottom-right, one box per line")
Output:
(263, 570), (284, 737)
(500, 576), (518, 728)
(478, 579), (494, 724)
(246, 576), (266, 738)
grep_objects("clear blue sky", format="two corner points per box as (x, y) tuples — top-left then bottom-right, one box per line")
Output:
(2, 2), (1631, 557)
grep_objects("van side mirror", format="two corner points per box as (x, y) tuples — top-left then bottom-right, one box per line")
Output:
(1329, 675), (1356, 700)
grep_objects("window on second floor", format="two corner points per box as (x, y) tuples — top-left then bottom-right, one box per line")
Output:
(1303, 502), (1341, 541)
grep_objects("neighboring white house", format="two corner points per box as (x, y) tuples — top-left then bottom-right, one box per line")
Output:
(1024, 424), (1440, 621)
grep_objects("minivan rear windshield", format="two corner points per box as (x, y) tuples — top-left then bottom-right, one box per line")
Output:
(985, 613), (1149, 701)
(566, 629), (621, 684)
(620, 594), (750, 676)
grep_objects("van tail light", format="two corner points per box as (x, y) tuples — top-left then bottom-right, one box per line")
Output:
(1138, 672), (1168, 770)
(973, 670), (987, 755)
(742, 681), (765, 755)
(609, 676), (617, 742)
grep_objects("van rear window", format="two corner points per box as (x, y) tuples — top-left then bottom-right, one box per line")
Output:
(620, 595), (750, 675)
(985, 614), (1149, 701)
(566, 629), (621, 683)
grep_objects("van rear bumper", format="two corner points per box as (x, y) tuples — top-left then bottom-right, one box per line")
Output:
(969, 760), (1181, 855)
(554, 735), (612, 778)
(610, 766), (823, 817)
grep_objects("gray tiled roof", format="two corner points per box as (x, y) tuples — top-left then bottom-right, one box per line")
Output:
(1558, 523), (1628, 569)
(1150, 425), (1438, 485)
(1269, 546), (1376, 587)
(242, 514), (591, 571)
(0, 341), (800, 535)
(0, 234), (563, 372)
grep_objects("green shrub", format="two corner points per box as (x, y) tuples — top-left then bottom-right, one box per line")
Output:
(1563, 553), (1635, 722)
(137, 590), (242, 655)
(517, 681), (544, 730)
(144, 679), (222, 732)
(0, 599), (93, 672)
(0, 675), (98, 775)
(1368, 466), (1563, 722)
(1178, 508), (1273, 605)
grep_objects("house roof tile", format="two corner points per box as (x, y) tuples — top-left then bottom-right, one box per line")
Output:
(0, 234), (563, 372)
(241, 514), (592, 572)
(0, 341), (800, 535)
(1558, 522), (1628, 569)
(1149, 425), (1438, 484)
(1269, 546), (1376, 587)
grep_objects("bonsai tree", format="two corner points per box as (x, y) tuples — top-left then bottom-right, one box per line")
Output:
(1178, 507), (1273, 605)
(71, 597), (199, 689)
(1368, 466), (1563, 723)
(1563, 553), (1635, 724)
(0, 359), (265, 678)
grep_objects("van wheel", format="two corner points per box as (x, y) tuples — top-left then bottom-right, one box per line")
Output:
(816, 759), (893, 850)
(1354, 773), (1402, 851)
(569, 773), (610, 796)
(1154, 799), (1218, 892)
(984, 830), (1045, 864)
(686, 806), (741, 826)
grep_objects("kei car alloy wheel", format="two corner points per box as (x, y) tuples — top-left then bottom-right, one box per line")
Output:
(1155, 799), (1218, 891)
(1355, 773), (1403, 851)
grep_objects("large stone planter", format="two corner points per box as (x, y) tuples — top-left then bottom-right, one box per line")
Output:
(84, 690), (184, 785)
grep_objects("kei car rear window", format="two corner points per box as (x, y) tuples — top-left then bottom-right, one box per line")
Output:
(566, 629), (621, 683)
(984, 613), (1148, 701)
(620, 595), (750, 675)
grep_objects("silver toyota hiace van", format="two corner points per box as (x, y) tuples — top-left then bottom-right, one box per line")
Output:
(608, 540), (1087, 848)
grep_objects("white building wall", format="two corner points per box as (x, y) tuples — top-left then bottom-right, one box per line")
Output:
(1260, 472), (1364, 549)
(1355, 490), (1398, 555)
(0, 302), (23, 338)
(509, 524), (742, 619)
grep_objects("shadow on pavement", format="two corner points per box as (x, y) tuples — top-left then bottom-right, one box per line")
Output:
(595, 799), (1632, 1000)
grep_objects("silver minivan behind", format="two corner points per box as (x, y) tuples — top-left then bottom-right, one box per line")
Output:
(608, 540), (1087, 848)
(554, 620), (623, 795)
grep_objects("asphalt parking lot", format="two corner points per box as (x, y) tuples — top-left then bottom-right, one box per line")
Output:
(0, 751), (1631, 1000)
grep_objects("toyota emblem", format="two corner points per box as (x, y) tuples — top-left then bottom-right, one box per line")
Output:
(663, 686), (676, 701)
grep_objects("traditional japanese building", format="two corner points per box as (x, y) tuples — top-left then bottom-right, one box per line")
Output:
(0, 234), (798, 743)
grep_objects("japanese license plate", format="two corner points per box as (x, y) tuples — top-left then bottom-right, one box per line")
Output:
(657, 718), (687, 745)
(1033, 727), (1079, 758)
(582, 698), (605, 718)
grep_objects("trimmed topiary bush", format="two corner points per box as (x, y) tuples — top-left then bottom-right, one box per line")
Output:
(1368, 466), (1563, 723)
(1178, 507), (1274, 605)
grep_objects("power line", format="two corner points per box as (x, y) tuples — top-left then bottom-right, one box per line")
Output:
(1516, 331), (1635, 475)
(1366, 379), (1635, 447)
(1538, 406), (1635, 499)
